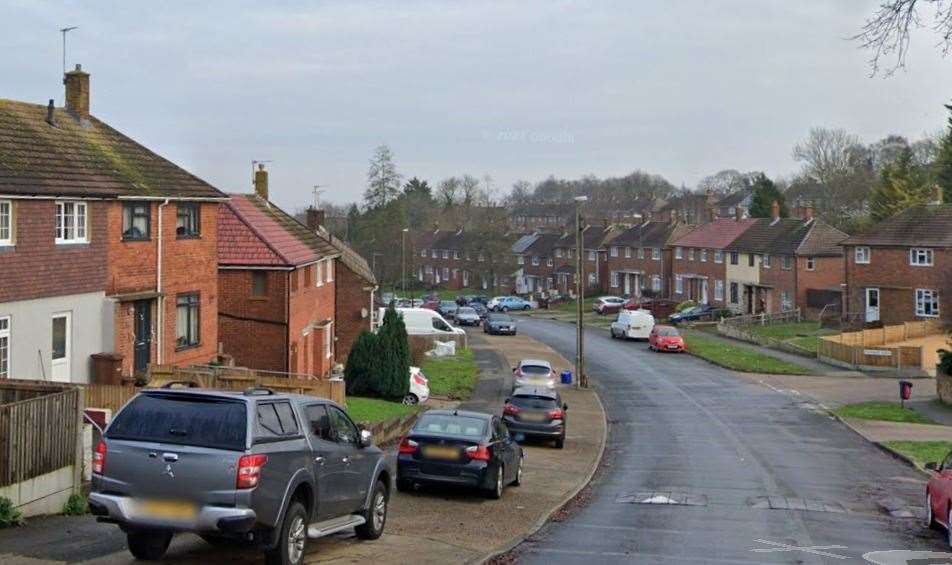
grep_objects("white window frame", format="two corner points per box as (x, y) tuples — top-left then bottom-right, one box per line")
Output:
(425, 265), (433, 274)
(431, 249), (438, 259)
(675, 247), (683, 259)
(546, 258), (553, 267)
(714, 250), (723, 264)
(651, 275), (662, 292)
(763, 254), (771, 269)
(453, 250), (460, 260)
(730, 282), (739, 304)
(652, 248), (660, 261)
(478, 252), (485, 262)
(442, 250), (449, 260)
(532, 256), (540, 266)
(55, 200), (88, 244)
(700, 249), (707, 262)
(688, 248), (695, 261)
(610, 271), (619, 288)
(910, 248), (934, 267)
(420, 248), (427, 258)
(916, 288), (940, 317)
(714, 279), (724, 301)
(855, 246), (870, 264)
(555, 248), (563, 258)
(587, 250), (596, 261)
(782, 255), (792, 270)
(0, 315), (9, 379)
(781, 291), (792, 311)
(517, 255), (525, 265)
(638, 248), (645, 259)
(806, 257), (816, 271)
(610, 246), (619, 258)
(0, 200), (12, 245)
(442, 267), (449, 280)
(675, 275), (683, 294)
(324, 322), (334, 359)
(316, 261), (324, 286)
(325, 259), (334, 283)
(624, 247), (631, 259)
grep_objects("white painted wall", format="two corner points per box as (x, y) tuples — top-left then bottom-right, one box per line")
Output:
(0, 465), (76, 517)
(0, 291), (112, 383)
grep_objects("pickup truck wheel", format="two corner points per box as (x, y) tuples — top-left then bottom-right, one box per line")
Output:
(265, 501), (307, 565)
(355, 480), (388, 540)
(127, 530), (172, 561)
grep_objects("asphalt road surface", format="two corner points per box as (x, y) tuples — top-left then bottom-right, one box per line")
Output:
(512, 318), (949, 565)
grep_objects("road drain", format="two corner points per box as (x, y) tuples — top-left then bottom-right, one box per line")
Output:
(748, 496), (845, 513)
(616, 492), (708, 506)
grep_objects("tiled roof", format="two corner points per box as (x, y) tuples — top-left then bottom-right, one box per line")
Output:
(525, 233), (561, 255)
(725, 218), (847, 257)
(219, 194), (338, 267)
(716, 190), (752, 208)
(842, 204), (952, 247)
(672, 219), (757, 249)
(511, 233), (539, 254)
(553, 226), (615, 250)
(328, 233), (376, 284)
(0, 99), (225, 199)
(610, 221), (693, 248)
(797, 221), (848, 257)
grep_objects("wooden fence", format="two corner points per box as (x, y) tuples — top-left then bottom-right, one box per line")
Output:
(817, 319), (944, 374)
(0, 382), (82, 488)
(721, 308), (801, 328)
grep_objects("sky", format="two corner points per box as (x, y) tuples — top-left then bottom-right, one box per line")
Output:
(2, 1), (951, 212)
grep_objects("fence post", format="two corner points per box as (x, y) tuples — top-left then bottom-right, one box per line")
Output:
(73, 388), (84, 495)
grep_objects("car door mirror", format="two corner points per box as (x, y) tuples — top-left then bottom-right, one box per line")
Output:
(563, 403), (568, 411)
(504, 397), (511, 404)
(512, 367), (518, 372)
(926, 461), (939, 471)
(358, 429), (373, 448)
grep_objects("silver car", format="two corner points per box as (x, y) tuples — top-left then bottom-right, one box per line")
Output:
(89, 386), (393, 565)
(454, 306), (481, 326)
(512, 359), (557, 391)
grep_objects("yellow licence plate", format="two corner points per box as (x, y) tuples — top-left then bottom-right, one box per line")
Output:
(423, 446), (459, 460)
(135, 499), (197, 520)
(521, 412), (547, 422)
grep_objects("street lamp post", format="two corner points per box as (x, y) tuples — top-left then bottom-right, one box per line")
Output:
(401, 228), (409, 295)
(574, 196), (589, 389)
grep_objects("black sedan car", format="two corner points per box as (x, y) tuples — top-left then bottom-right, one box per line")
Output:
(397, 409), (523, 498)
(483, 313), (517, 335)
(502, 387), (567, 448)
(468, 301), (489, 319)
(669, 304), (729, 325)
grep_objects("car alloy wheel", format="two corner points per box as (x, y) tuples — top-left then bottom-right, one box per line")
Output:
(513, 456), (523, 486)
(372, 490), (386, 531)
(496, 465), (504, 497)
(288, 514), (306, 565)
(403, 393), (419, 405)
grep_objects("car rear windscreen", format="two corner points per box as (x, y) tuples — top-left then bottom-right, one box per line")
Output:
(489, 314), (512, 322)
(107, 394), (247, 450)
(520, 365), (550, 375)
(511, 395), (558, 409)
(657, 327), (680, 336)
(414, 414), (487, 438)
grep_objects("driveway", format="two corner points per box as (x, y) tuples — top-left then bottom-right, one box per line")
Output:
(510, 318), (950, 564)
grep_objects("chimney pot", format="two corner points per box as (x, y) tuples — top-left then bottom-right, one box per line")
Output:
(771, 200), (780, 222)
(45, 99), (55, 126)
(63, 64), (90, 118)
(254, 164), (269, 200)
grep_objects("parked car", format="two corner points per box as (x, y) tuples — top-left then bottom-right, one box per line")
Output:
(512, 359), (557, 390)
(648, 325), (686, 352)
(386, 307), (465, 338)
(493, 296), (532, 312)
(609, 309), (655, 340)
(669, 304), (726, 325)
(438, 300), (459, 319)
(468, 301), (489, 318)
(467, 295), (489, 305)
(405, 367), (430, 405)
(502, 387), (567, 448)
(925, 452), (952, 546)
(592, 296), (626, 315)
(421, 299), (440, 311)
(486, 296), (507, 310)
(455, 306), (481, 326)
(396, 409), (523, 498)
(484, 313), (517, 335)
(88, 387), (392, 565)
(624, 297), (679, 320)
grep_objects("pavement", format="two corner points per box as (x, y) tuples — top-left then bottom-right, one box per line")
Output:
(507, 318), (951, 564)
(0, 329), (605, 565)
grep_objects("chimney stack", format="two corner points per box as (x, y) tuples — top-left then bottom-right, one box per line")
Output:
(802, 201), (813, 221)
(734, 205), (743, 222)
(45, 99), (55, 126)
(306, 207), (325, 231)
(63, 64), (89, 118)
(930, 184), (944, 206)
(254, 163), (269, 200)
(771, 200), (780, 222)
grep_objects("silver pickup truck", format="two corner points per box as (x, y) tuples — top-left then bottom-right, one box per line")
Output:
(88, 385), (392, 565)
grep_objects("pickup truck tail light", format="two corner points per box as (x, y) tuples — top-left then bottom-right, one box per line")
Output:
(547, 408), (564, 420)
(236, 454), (268, 489)
(398, 436), (418, 455)
(464, 444), (491, 461)
(93, 441), (107, 475)
(503, 403), (520, 416)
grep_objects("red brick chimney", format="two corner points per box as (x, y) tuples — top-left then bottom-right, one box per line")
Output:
(930, 184), (944, 206)
(771, 200), (780, 222)
(64, 64), (90, 118)
(254, 164), (269, 200)
(306, 207), (325, 230)
(734, 205), (743, 222)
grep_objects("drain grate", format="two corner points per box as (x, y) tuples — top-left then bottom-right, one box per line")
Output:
(748, 496), (845, 513)
(616, 492), (708, 506)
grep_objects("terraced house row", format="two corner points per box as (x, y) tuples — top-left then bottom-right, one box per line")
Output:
(0, 66), (375, 384)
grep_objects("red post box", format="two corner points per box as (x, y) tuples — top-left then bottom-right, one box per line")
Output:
(899, 380), (913, 407)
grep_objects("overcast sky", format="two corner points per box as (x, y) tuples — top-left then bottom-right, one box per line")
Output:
(2, 1), (951, 211)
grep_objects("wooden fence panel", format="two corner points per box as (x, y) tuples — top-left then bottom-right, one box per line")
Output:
(84, 384), (137, 413)
(0, 388), (80, 488)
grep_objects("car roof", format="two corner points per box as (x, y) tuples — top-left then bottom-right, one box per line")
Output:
(511, 386), (558, 399)
(140, 387), (336, 406)
(519, 358), (551, 367)
(654, 324), (676, 330)
(422, 409), (493, 420)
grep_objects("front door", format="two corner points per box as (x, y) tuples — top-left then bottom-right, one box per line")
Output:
(701, 281), (709, 305)
(133, 300), (152, 374)
(50, 313), (70, 382)
(865, 288), (880, 322)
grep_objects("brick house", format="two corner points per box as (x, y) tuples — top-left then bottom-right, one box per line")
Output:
(217, 167), (340, 377)
(654, 192), (717, 225)
(549, 225), (617, 294)
(0, 65), (227, 382)
(413, 227), (515, 292)
(513, 233), (561, 293)
(714, 190), (752, 220)
(602, 221), (693, 297)
(670, 219), (758, 306)
(841, 194), (952, 325)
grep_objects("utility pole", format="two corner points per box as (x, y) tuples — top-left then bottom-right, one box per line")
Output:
(575, 196), (589, 388)
(401, 228), (409, 295)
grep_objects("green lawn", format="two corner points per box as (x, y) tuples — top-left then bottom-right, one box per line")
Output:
(683, 331), (814, 375)
(745, 321), (838, 354)
(882, 440), (952, 466)
(833, 401), (936, 424)
(346, 396), (420, 425)
(421, 348), (479, 399)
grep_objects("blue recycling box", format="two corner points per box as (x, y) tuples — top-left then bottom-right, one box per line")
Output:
(560, 370), (572, 384)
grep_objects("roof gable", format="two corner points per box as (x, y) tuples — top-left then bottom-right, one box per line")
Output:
(842, 204), (952, 247)
(672, 219), (757, 249)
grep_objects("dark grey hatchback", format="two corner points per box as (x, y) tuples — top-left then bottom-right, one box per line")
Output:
(502, 387), (567, 448)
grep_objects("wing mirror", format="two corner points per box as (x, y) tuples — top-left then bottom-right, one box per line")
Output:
(563, 403), (568, 411)
(926, 461), (939, 471)
(512, 367), (518, 373)
(358, 429), (374, 448)
(505, 397), (511, 404)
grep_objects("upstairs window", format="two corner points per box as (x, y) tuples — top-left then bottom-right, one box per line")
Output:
(316, 261), (324, 286)
(420, 248), (427, 257)
(555, 249), (563, 258)
(782, 256), (793, 270)
(517, 255), (525, 265)
(624, 247), (631, 259)
(546, 258), (553, 267)
(326, 259), (334, 283)
(303, 265), (312, 287)
(748, 254), (755, 267)
(478, 252), (485, 262)
(762, 254), (771, 269)
(431, 249), (438, 259)
(442, 250), (449, 259)
(729, 252), (739, 265)
(714, 250), (723, 264)
(0, 200), (12, 245)
(855, 246), (870, 264)
(55, 201), (88, 244)
(453, 250), (460, 260)
(638, 248), (645, 259)
(251, 272), (268, 297)
(688, 248), (695, 261)
(610, 246), (619, 257)
(806, 257), (816, 271)
(532, 256), (540, 266)
(651, 248), (660, 260)
(675, 247), (683, 259)
(700, 249), (707, 262)
(176, 203), (200, 238)
(122, 202), (151, 240)
(910, 248), (933, 266)
(588, 250), (596, 261)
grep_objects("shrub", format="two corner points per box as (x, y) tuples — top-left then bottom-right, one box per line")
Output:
(0, 497), (23, 528)
(675, 300), (697, 312)
(62, 494), (87, 516)
(344, 304), (411, 400)
(345, 331), (380, 396)
(939, 349), (952, 377)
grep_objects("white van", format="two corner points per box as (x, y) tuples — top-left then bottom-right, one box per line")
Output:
(379, 307), (465, 337)
(609, 309), (655, 340)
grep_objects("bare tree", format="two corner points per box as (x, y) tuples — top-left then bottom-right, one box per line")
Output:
(506, 180), (533, 206)
(460, 174), (481, 207)
(437, 177), (461, 208)
(793, 128), (862, 186)
(854, 0), (952, 75)
(364, 145), (402, 208)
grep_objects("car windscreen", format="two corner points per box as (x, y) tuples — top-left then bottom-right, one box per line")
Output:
(106, 394), (247, 451)
(414, 414), (487, 438)
(511, 395), (558, 410)
(520, 365), (551, 375)
(656, 327), (680, 337)
(488, 314), (512, 322)
(458, 307), (476, 315)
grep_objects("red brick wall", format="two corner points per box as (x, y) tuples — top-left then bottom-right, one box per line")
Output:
(759, 254), (797, 313)
(797, 255), (843, 318)
(334, 261), (372, 364)
(602, 246), (672, 296)
(218, 269), (288, 372)
(0, 199), (107, 303)
(288, 262), (336, 377)
(671, 246), (727, 305)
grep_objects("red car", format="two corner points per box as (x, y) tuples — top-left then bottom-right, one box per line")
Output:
(648, 325), (685, 353)
(926, 454), (952, 546)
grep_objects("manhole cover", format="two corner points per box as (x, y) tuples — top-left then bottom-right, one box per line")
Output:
(748, 496), (845, 513)
(616, 492), (708, 506)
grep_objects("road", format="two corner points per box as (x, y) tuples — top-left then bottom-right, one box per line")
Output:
(511, 318), (948, 564)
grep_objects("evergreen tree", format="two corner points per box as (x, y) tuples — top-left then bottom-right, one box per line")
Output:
(376, 305), (410, 399)
(364, 145), (402, 209)
(344, 331), (379, 396)
(747, 174), (789, 218)
(935, 102), (952, 203)
(870, 146), (930, 221)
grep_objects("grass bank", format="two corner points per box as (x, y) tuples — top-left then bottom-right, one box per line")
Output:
(421, 348), (479, 399)
(683, 331), (813, 375)
(882, 440), (952, 466)
(745, 321), (839, 355)
(833, 401), (936, 425)
(347, 396), (420, 425)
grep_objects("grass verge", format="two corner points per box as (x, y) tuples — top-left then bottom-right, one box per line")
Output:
(833, 401), (936, 425)
(882, 440), (952, 466)
(421, 348), (479, 399)
(347, 397), (420, 425)
(683, 331), (813, 375)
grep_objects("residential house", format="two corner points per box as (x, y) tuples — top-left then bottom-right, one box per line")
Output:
(509, 203), (573, 232)
(603, 221), (693, 297)
(841, 189), (952, 325)
(0, 65), (226, 382)
(714, 190), (752, 220)
(414, 227), (514, 291)
(514, 233), (561, 293)
(217, 166), (340, 377)
(551, 225), (617, 294)
(653, 192), (717, 225)
(670, 218), (758, 306)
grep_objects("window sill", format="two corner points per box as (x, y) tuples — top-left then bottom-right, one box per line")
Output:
(910, 264), (934, 268)
(176, 234), (201, 240)
(122, 237), (151, 243)
(249, 296), (269, 302)
(175, 342), (201, 352)
(55, 241), (90, 246)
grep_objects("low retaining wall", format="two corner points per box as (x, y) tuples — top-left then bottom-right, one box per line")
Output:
(0, 465), (75, 517)
(939, 372), (952, 405)
(362, 412), (421, 447)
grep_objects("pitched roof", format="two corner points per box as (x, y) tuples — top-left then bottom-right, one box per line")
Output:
(525, 233), (561, 255)
(725, 218), (847, 257)
(553, 226), (616, 250)
(327, 233), (376, 284)
(796, 221), (849, 257)
(842, 204), (952, 247)
(511, 233), (539, 254)
(219, 194), (338, 267)
(672, 219), (757, 249)
(0, 99), (225, 199)
(716, 190), (752, 208)
(610, 221), (693, 248)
